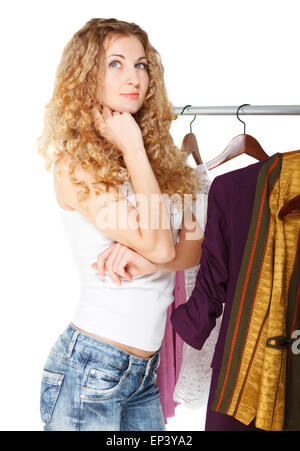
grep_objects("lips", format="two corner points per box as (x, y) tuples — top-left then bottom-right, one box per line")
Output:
(121, 93), (139, 98)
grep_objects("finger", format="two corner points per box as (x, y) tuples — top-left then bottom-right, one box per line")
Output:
(97, 243), (116, 256)
(105, 243), (130, 285)
(106, 243), (126, 278)
(96, 245), (115, 278)
(122, 267), (133, 281)
(101, 243), (132, 283)
(108, 244), (129, 278)
(108, 267), (122, 286)
(113, 249), (134, 281)
(91, 261), (106, 279)
(91, 257), (132, 281)
(106, 256), (122, 286)
(125, 265), (134, 281)
(113, 261), (132, 281)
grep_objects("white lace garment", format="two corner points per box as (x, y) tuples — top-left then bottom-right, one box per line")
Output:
(173, 164), (222, 407)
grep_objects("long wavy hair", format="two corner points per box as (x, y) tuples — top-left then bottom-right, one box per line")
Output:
(37, 18), (202, 210)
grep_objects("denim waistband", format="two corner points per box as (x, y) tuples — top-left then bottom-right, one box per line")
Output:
(60, 323), (161, 374)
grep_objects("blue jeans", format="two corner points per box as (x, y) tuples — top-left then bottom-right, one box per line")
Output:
(40, 323), (165, 431)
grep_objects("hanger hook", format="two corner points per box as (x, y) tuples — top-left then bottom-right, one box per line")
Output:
(236, 104), (250, 134)
(180, 105), (191, 115)
(180, 104), (196, 133)
(189, 114), (196, 134)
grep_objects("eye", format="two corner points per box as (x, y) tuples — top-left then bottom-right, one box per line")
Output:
(109, 60), (148, 70)
(137, 62), (148, 70)
(109, 60), (121, 68)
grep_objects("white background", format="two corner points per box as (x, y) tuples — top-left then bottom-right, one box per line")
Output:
(0, 0), (299, 431)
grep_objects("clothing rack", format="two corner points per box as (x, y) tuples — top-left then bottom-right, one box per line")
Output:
(173, 105), (300, 115)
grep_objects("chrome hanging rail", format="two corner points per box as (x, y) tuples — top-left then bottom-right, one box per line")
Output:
(173, 105), (300, 115)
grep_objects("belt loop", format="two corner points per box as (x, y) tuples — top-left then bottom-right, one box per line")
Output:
(145, 357), (153, 377)
(156, 349), (161, 368)
(66, 330), (80, 358)
(147, 351), (159, 376)
(126, 357), (132, 374)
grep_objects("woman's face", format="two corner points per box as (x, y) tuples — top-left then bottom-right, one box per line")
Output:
(96, 33), (149, 114)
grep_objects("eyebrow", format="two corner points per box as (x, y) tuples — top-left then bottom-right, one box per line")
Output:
(106, 54), (148, 61)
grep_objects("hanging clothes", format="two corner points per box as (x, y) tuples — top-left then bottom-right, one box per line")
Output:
(156, 163), (212, 422)
(173, 164), (222, 408)
(171, 149), (300, 430)
(156, 270), (185, 423)
(211, 149), (300, 431)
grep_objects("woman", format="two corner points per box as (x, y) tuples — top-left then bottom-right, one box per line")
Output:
(38, 17), (203, 431)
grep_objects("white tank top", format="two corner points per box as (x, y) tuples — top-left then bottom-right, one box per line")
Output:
(58, 180), (183, 351)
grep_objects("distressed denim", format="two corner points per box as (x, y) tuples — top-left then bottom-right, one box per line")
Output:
(40, 323), (165, 431)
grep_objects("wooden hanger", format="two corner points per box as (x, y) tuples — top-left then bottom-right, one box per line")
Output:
(180, 105), (202, 165)
(181, 133), (202, 165)
(205, 104), (269, 170)
(205, 134), (269, 170)
(278, 195), (300, 219)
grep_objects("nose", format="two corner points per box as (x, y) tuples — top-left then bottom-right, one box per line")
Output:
(124, 66), (140, 86)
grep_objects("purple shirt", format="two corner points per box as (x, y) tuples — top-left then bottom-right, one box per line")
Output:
(171, 156), (277, 370)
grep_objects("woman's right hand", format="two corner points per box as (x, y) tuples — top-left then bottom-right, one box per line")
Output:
(92, 105), (145, 156)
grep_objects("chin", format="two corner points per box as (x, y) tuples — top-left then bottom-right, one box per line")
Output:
(108, 99), (143, 114)
(115, 106), (140, 114)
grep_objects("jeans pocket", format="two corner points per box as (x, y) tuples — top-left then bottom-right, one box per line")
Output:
(40, 369), (64, 425)
(81, 365), (125, 400)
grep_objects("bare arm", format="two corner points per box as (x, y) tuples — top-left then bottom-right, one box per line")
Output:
(121, 145), (176, 261)
(91, 208), (203, 284)
(53, 104), (178, 263)
(151, 208), (203, 272)
(54, 148), (175, 264)
(154, 234), (203, 272)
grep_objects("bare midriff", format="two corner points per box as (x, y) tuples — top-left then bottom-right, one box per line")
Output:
(71, 323), (156, 358)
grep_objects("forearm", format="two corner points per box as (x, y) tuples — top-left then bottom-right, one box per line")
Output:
(153, 236), (203, 272)
(123, 147), (175, 260)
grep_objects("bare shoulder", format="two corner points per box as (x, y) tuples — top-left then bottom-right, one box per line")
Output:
(54, 151), (114, 187)
(54, 151), (93, 183)
(53, 151), (117, 210)
(53, 152), (94, 210)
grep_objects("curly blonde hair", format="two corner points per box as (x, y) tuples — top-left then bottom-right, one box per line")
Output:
(37, 18), (202, 210)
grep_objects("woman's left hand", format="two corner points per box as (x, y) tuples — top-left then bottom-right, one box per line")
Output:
(90, 243), (157, 286)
